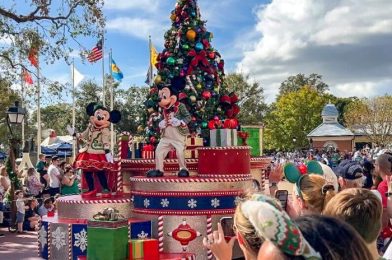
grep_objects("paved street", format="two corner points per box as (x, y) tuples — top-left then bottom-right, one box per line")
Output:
(0, 227), (41, 260)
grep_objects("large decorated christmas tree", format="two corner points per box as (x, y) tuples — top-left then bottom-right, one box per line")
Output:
(143, 0), (239, 145)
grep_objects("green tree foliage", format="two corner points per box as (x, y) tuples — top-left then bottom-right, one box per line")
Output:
(224, 73), (268, 125)
(31, 104), (72, 136)
(279, 73), (329, 96)
(344, 95), (392, 147)
(0, 78), (21, 145)
(264, 86), (330, 151)
(0, 0), (104, 73)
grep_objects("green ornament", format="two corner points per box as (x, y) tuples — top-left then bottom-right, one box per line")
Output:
(166, 57), (176, 65)
(201, 121), (208, 129)
(182, 44), (190, 50)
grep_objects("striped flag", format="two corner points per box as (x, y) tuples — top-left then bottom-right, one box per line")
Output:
(87, 40), (103, 62)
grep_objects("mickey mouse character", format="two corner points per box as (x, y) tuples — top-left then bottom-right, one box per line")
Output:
(147, 77), (191, 178)
(69, 102), (121, 198)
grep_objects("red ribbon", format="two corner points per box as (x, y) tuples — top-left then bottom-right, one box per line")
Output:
(143, 144), (154, 151)
(187, 49), (213, 75)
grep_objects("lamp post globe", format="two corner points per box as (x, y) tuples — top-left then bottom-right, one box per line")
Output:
(6, 101), (25, 125)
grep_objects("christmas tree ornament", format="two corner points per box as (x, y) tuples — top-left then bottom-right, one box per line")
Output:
(178, 92), (188, 100)
(149, 136), (157, 144)
(201, 121), (208, 129)
(195, 42), (204, 51)
(202, 90), (211, 100)
(190, 95), (197, 103)
(196, 83), (203, 90)
(182, 44), (190, 50)
(186, 29), (196, 41)
(208, 120), (215, 129)
(166, 57), (176, 65)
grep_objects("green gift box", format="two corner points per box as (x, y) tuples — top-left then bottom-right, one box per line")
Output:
(87, 219), (129, 260)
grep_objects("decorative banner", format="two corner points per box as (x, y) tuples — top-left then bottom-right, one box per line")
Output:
(38, 221), (49, 259)
(72, 224), (88, 260)
(128, 219), (152, 239)
(133, 195), (237, 211)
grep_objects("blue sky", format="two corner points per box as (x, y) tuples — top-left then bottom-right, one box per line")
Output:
(36, 0), (392, 104)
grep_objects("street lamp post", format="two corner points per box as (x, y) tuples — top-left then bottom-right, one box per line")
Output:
(5, 101), (26, 227)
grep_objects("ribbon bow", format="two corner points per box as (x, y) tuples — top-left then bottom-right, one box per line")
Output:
(187, 49), (213, 75)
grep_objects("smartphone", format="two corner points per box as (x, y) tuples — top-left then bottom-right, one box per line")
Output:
(220, 217), (235, 238)
(275, 190), (288, 210)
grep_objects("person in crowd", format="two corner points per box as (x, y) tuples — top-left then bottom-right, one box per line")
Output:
(363, 160), (375, 189)
(38, 197), (54, 217)
(323, 188), (383, 259)
(294, 215), (373, 260)
(289, 173), (336, 217)
(375, 153), (392, 227)
(335, 160), (364, 189)
(203, 193), (321, 260)
(0, 193), (4, 237)
(36, 154), (48, 188)
(61, 166), (79, 195)
(15, 190), (26, 233)
(48, 156), (62, 196)
(24, 198), (40, 231)
(0, 165), (11, 195)
(25, 167), (44, 197)
(59, 161), (66, 175)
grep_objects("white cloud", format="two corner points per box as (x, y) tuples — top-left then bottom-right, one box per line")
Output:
(0, 35), (14, 46)
(238, 0), (392, 103)
(106, 17), (167, 45)
(104, 0), (160, 12)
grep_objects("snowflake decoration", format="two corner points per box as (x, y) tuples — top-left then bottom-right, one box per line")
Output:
(74, 228), (88, 253)
(144, 198), (150, 208)
(137, 230), (149, 239)
(52, 226), (66, 250)
(211, 198), (220, 208)
(38, 226), (47, 248)
(161, 198), (170, 208)
(187, 199), (197, 209)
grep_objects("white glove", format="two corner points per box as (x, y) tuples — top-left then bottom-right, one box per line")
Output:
(169, 117), (182, 127)
(105, 152), (114, 163)
(66, 125), (75, 136)
(158, 120), (167, 129)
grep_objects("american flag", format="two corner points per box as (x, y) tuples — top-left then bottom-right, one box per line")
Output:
(87, 40), (103, 62)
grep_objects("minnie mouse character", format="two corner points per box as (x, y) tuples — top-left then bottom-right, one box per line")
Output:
(68, 102), (121, 198)
(147, 77), (191, 178)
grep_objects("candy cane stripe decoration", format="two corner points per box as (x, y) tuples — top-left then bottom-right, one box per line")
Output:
(206, 215), (213, 259)
(158, 215), (164, 252)
(68, 224), (72, 260)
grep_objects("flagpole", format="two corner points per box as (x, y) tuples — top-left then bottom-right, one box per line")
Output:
(72, 59), (76, 160)
(37, 54), (41, 156)
(149, 35), (154, 86)
(109, 49), (114, 153)
(102, 33), (105, 106)
(19, 59), (25, 147)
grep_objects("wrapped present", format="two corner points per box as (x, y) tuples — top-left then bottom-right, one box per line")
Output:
(129, 239), (159, 260)
(185, 149), (198, 159)
(186, 136), (203, 147)
(159, 253), (196, 260)
(87, 219), (129, 260)
(210, 129), (238, 147)
(167, 148), (177, 159)
(128, 219), (152, 239)
(142, 144), (155, 159)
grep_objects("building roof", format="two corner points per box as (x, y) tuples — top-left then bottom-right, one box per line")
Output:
(307, 122), (354, 137)
(321, 103), (339, 117)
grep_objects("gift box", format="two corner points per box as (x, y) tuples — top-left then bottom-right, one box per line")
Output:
(186, 136), (203, 147)
(159, 253), (196, 260)
(128, 219), (152, 239)
(87, 219), (129, 260)
(129, 239), (159, 260)
(142, 144), (155, 159)
(167, 148), (177, 159)
(185, 149), (198, 159)
(130, 137), (144, 159)
(210, 129), (237, 147)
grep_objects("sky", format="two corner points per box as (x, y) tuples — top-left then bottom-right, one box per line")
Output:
(36, 0), (392, 104)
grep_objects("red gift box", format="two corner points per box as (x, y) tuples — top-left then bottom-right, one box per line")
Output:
(167, 149), (177, 159)
(142, 145), (155, 159)
(159, 253), (196, 260)
(129, 239), (159, 260)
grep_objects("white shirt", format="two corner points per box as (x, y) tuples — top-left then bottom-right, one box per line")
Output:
(48, 164), (61, 188)
(16, 198), (25, 214)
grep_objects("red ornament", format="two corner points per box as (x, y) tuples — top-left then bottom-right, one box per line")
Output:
(202, 90), (211, 100)
(223, 119), (236, 129)
(208, 52), (215, 59)
(230, 92), (239, 104)
(149, 136), (157, 144)
(208, 120), (216, 130)
(178, 92), (188, 100)
(298, 164), (308, 175)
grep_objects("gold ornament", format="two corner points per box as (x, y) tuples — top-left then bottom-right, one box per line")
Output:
(196, 83), (203, 90)
(154, 75), (162, 84)
(186, 29), (197, 42)
(190, 95), (197, 103)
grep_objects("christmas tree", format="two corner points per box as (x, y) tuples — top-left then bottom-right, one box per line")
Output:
(143, 0), (239, 145)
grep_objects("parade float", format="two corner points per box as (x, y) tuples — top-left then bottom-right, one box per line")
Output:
(38, 0), (271, 259)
